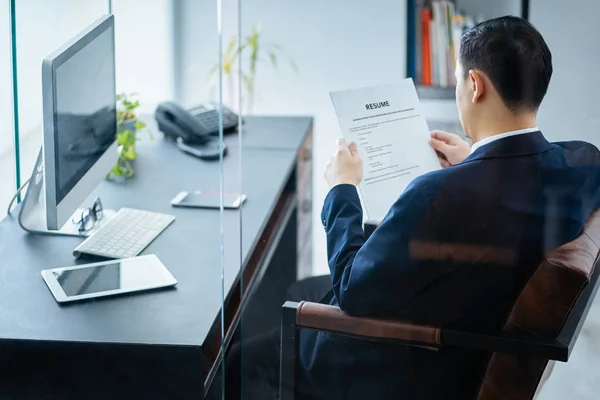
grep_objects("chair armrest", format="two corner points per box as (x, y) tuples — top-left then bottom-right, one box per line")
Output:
(294, 300), (441, 348)
(282, 301), (569, 361)
(279, 300), (569, 400)
(278, 300), (439, 400)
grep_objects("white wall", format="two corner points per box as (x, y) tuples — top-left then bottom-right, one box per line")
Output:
(112, 0), (175, 113)
(0, 2), (13, 143)
(174, 0), (241, 107)
(173, 0), (218, 107)
(175, 0), (408, 275)
(456, 0), (522, 21)
(531, 0), (600, 148)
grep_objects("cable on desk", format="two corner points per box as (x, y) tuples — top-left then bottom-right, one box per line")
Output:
(6, 177), (31, 216)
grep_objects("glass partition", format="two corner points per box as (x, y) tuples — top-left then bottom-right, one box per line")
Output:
(229, 0), (319, 398)
(168, 0), (239, 397)
(227, 1), (600, 399)
(197, 0), (245, 396)
(3, 1), (600, 399)
(0, 1), (15, 220)
(4, 1), (228, 398)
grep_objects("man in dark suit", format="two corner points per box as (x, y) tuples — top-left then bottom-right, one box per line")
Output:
(227, 16), (600, 399)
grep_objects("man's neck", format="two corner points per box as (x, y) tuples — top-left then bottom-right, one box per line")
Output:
(469, 113), (537, 144)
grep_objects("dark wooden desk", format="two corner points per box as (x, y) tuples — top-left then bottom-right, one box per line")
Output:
(0, 116), (313, 399)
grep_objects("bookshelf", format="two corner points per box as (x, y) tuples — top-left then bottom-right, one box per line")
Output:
(407, 0), (530, 99)
(416, 85), (455, 99)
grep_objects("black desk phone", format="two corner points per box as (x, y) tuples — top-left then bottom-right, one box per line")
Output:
(154, 101), (239, 161)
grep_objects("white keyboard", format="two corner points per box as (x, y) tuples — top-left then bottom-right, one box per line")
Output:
(73, 208), (175, 259)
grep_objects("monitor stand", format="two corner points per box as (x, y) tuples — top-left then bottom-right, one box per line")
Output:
(18, 149), (115, 237)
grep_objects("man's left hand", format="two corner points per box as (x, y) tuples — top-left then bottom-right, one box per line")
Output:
(324, 138), (363, 188)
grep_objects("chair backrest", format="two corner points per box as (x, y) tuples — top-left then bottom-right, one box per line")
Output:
(477, 210), (600, 400)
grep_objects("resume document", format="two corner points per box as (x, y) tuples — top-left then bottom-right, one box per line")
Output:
(330, 79), (441, 220)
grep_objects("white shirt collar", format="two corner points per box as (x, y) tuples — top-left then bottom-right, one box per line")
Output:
(470, 127), (540, 154)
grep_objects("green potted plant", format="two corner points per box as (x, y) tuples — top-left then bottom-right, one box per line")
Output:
(108, 92), (152, 180)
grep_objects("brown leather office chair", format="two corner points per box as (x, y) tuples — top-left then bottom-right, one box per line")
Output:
(280, 210), (600, 399)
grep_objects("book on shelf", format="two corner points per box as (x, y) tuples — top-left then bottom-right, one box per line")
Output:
(409, 1), (476, 90)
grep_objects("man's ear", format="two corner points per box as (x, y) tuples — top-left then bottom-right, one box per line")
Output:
(468, 70), (486, 104)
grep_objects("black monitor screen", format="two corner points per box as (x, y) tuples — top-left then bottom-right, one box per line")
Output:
(54, 26), (116, 204)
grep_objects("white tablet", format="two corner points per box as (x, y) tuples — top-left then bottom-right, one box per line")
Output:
(41, 254), (177, 303)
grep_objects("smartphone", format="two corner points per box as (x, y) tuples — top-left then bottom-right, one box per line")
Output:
(41, 254), (177, 303)
(171, 191), (247, 209)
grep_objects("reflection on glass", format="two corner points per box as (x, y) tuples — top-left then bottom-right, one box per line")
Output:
(53, 27), (115, 201)
(54, 262), (120, 296)
(71, 197), (103, 233)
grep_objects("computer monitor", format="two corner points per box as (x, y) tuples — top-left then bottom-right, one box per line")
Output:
(41, 15), (116, 230)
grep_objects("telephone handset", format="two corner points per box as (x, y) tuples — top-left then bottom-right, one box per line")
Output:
(154, 101), (238, 161)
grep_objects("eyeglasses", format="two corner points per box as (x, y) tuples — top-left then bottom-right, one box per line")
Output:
(72, 197), (104, 233)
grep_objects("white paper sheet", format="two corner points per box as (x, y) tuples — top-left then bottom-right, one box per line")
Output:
(330, 79), (441, 220)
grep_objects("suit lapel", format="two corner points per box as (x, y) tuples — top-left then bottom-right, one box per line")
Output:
(461, 131), (553, 164)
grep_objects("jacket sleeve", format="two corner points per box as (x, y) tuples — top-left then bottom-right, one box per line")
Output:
(321, 179), (440, 317)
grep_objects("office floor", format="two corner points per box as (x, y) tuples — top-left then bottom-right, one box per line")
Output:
(538, 297), (600, 399)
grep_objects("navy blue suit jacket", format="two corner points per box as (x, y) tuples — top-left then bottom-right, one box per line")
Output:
(299, 132), (600, 399)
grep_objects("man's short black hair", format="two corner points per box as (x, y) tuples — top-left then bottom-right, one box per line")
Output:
(459, 16), (552, 113)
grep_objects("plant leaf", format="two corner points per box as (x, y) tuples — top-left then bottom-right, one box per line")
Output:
(134, 121), (146, 130)
(117, 131), (128, 145)
(226, 37), (237, 55)
(289, 59), (299, 74)
(269, 51), (278, 69)
(237, 43), (247, 54)
(242, 74), (254, 92)
(206, 64), (219, 81)
(123, 146), (137, 160)
(111, 164), (122, 177)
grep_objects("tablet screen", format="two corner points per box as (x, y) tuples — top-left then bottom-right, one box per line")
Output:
(53, 263), (122, 296)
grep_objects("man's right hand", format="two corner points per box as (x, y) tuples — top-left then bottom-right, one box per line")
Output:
(429, 130), (471, 168)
